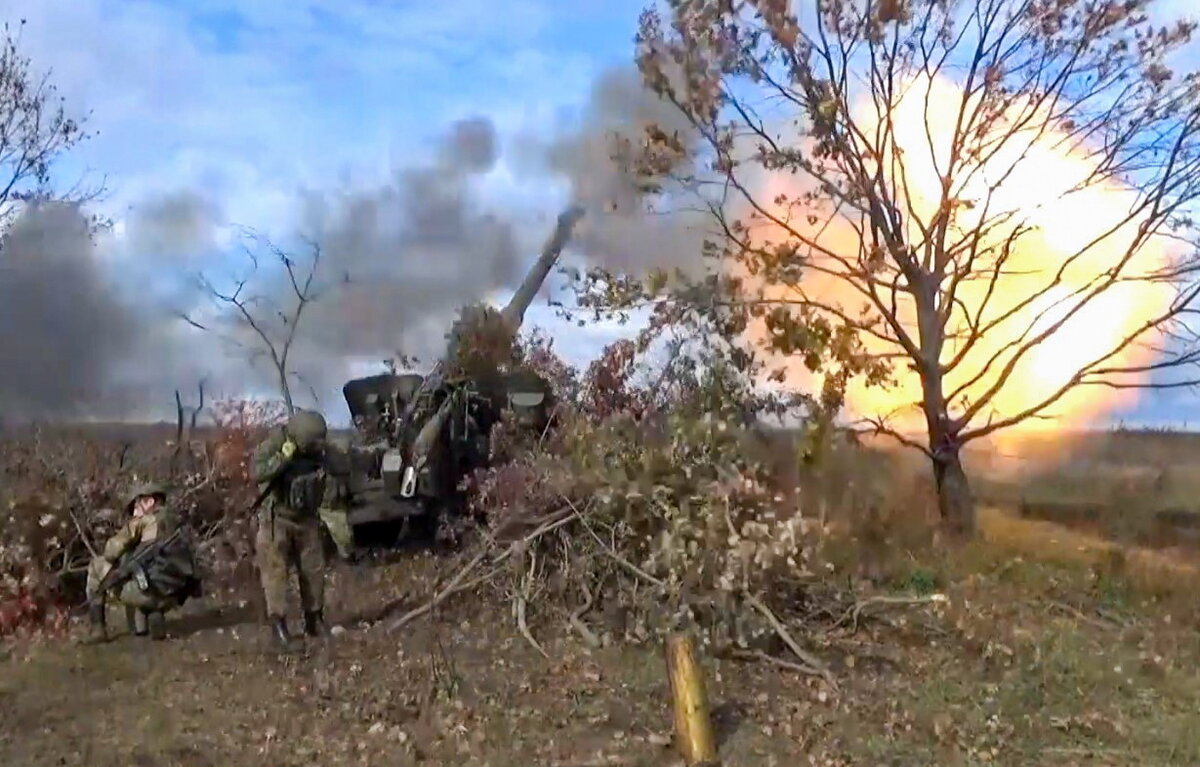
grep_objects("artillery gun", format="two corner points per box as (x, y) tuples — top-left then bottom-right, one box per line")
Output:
(325, 206), (585, 554)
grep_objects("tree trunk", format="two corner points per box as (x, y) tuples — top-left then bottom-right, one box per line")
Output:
(911, 280), (975, 538)
(918, 373), (977, 537)
(930, 445), (975, 537)
(907, 265), (979, 537)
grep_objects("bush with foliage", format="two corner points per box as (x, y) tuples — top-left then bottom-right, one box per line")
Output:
(0, 397), (285, 637)
(429, 261), (889, 674)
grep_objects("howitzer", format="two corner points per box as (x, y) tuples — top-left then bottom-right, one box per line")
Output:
(332, 205), (584, 552)
(391, 204), (586, 497)
(79, 526), (184, 611)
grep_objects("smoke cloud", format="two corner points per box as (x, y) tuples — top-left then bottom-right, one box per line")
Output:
(127, 190), (223, 262)
(0, 67), (707, 423)
(295, 115), (522, 369)
(535, 66), (711, 276)
(0, 113), (528, 421)
(0, 202), (144, 420)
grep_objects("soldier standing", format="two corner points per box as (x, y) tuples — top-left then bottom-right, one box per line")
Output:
(253, 409), (339, 650)
(82, 482), (200, 644)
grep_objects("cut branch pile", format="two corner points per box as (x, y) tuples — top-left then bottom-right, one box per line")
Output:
(386, 399), (946, 691)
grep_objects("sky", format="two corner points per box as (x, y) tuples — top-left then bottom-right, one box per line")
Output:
(0, 0), (656, 424)
(2, 0), (1200, 428)
(10, 0), (638, 214)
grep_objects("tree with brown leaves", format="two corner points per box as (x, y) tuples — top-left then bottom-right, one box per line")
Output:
(627, 0), (1200, 536)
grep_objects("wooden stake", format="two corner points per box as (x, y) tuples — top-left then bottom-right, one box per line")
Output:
(665, 633), (720, 766)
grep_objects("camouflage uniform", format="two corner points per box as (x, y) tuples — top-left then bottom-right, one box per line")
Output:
(82, 483), (199, 643)
(253, 409), (341, 648)
(318, 505), (355, 561)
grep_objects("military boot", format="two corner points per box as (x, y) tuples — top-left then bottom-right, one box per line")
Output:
(80, 604), (108, 645)
(270, 616), (294, 651)
(146, 611), (167, 641)
(303, 609), (327, 638)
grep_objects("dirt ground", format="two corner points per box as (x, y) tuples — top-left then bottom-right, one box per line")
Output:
(3, 513), (1200, 767)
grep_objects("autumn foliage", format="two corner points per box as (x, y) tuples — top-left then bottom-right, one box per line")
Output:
(0, 397), (284, 637)
(455, 327), (857, 658)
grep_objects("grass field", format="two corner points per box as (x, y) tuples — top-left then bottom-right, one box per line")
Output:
(964, 429), (1200, 553)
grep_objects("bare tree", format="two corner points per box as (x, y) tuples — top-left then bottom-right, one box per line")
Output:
(181, 229), (327, 414)
(169, 379), (207, 477)
(630, 0), (1200, 535)
(0, 20), (102, 238)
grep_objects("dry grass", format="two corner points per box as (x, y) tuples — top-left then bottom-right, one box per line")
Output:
(3, 421), (1200, 765)
(4, 512), (1199, 766)
(977, 506), (1200, 596)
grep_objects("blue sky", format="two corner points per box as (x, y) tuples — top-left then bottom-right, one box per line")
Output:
(3, 0), (653, 421)
(9, 0), (646, 222)
(4, 0), (1200, 428)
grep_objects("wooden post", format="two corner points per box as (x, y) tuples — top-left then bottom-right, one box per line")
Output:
(665, 633), (720, 766)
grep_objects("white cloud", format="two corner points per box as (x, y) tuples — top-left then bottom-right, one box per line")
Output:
(4, 0), (606, 231)
(0, 0), (642, 422)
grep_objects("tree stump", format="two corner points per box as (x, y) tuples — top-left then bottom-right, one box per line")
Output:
(665, 633), (719, 766)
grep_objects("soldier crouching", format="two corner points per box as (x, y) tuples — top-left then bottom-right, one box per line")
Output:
(82, 483), (201, 644)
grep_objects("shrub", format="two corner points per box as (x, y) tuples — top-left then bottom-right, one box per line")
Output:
(0, 397), (286, 636)
(460, 331), (830, 656)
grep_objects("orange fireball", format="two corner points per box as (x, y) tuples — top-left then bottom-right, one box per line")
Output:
(740, 73), (1178, 447)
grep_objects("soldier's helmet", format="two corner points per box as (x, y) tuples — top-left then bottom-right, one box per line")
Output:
(124, 481), (167, 512)
(287, 409), (328, 449)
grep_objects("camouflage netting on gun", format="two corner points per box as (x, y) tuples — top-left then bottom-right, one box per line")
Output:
(443, 303), (522, 381)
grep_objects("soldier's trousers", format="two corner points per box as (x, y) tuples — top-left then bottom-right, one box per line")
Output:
(256, 511), (325, 618)
(85, 557), (174, 611)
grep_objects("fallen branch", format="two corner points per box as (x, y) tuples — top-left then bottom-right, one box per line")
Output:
(567, 580), (601, 649)
(515, 552), (549, 658)
(516, 596), (546, 657)
(1045, 599), (1126, 631)
(727, 648), (826, 679)
(1093, 605), (1133, 629)
(742, 591), (837, 690)
(388, 564), (509, 631)
(571, 500), (664, 588)
(388, 548), (489, 632)
(388, 507), (578, 632)
(835, 593), (949, 633)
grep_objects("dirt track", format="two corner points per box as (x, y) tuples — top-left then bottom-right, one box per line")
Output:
(0, 558), (805, 767)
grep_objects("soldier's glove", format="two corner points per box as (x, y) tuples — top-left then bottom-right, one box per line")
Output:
(281, 440), (297, 459)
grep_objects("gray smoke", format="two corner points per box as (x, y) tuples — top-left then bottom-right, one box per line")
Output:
(0, 69), (710, 422)
(293, 116), (523, 367)
(442, 116), (499, 173)
(131, 116), (537, 408)
(127, 190), (222, 261)
(0, 194), (260, 422)
(0, 202), (144, 419)
(533, 66), (711, 276)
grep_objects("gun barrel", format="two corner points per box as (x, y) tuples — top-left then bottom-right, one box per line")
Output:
(392, 205), (585, 448)
(499, 205), (585, 330)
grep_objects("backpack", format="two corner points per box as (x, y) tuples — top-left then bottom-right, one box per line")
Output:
(133, 511), (200, 600)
